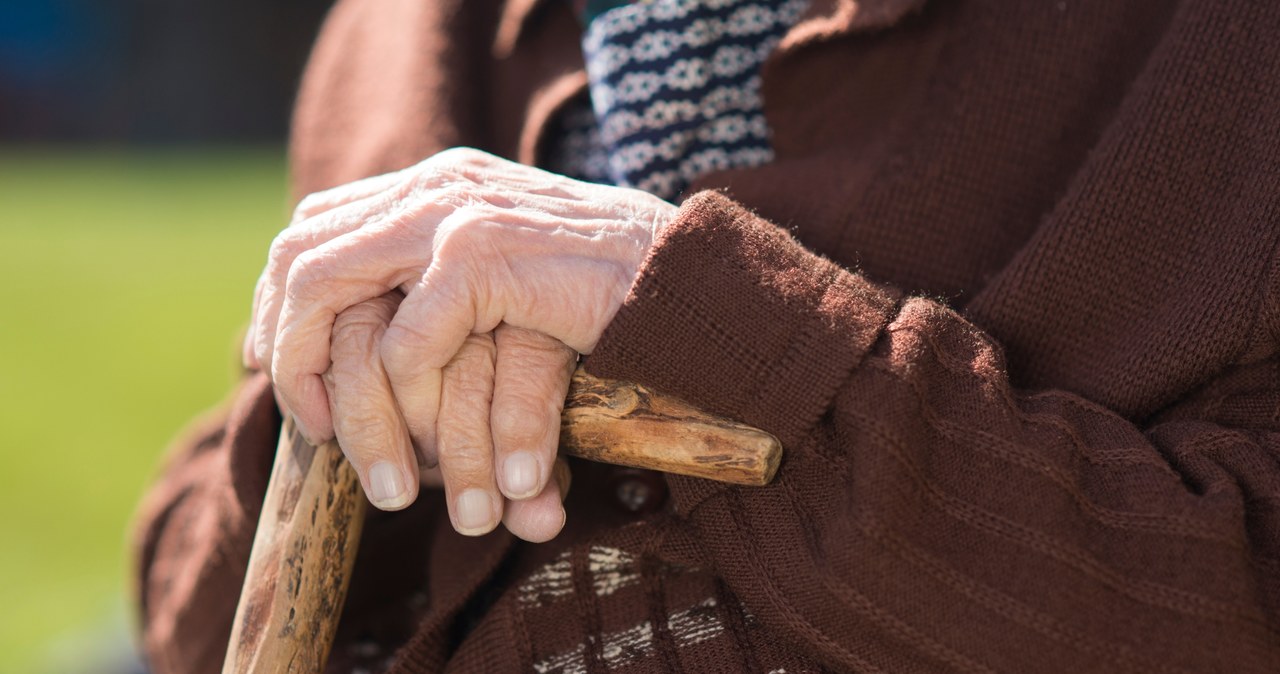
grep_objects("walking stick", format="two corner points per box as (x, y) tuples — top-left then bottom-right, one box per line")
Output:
(222, 366), (781, 674)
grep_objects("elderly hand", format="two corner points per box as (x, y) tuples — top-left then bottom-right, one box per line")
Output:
(320, 291), (572, 541)
(243, 147), (677, 537)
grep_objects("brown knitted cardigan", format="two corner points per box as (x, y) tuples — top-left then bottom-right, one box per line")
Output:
(133, 0), (1280, 671)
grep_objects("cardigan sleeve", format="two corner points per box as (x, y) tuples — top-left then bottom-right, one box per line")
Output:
(583, 190), (1280, 672)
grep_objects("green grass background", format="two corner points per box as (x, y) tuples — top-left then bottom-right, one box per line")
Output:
(0, 148), (289, 672)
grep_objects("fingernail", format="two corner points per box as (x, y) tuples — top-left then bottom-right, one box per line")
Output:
(502, 451), (541, 499)
(368, 462), (410, 510)
(455, 489), (494, 533)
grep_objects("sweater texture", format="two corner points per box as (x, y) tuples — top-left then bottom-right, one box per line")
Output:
(133, 0), (1280, 671)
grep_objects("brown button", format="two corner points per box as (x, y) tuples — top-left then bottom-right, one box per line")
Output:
(610, 468), (668, 514)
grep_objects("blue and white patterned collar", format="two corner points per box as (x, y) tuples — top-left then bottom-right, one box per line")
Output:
(560, 0), (810, 199)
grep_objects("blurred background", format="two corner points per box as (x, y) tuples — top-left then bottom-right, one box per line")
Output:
(1, 0), (335, 670)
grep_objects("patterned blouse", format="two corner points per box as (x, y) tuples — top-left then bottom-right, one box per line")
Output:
(545, 0), (810, 201)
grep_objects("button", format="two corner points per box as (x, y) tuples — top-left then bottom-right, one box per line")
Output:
(610, 468), (668, 514)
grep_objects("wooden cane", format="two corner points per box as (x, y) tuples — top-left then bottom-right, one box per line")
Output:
(222, 366), (781, 673)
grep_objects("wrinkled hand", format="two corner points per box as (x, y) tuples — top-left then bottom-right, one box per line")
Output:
(322, 292), (571, 541)
(243, 147), (677, 537)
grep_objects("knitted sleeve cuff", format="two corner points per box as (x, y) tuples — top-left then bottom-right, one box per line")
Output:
(583, 190), (901, 453)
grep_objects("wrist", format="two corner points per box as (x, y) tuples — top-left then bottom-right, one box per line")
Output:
(585, 190), (899, 447)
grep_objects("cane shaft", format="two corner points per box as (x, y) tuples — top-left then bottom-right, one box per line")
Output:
(223, 421), (364, 674)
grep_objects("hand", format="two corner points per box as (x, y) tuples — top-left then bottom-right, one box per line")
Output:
(323, 292), (572, 541)
(244, 147), (676, 531)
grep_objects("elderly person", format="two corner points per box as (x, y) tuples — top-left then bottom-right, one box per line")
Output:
(134, 0), (1280, 672)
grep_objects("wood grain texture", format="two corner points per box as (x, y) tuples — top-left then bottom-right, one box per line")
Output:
(222, 419), (366, 674)
(559, 367), (781, 486)
(226, 368), (781, 673)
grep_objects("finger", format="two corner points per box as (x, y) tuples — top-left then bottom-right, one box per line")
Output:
(491, 324), (576, 500)
(254, 188), (413, 377)
(390, 207), (633, 355)
(272, 214), (454, 443)
(290, 167), (409, 224)
(381, 246), (486, 460)
(258, 169), (501, 380)
(275, 194), (631, 441)
(437, 332), (502, 536)
(502, 459), (571, 543)
(243, 272), (266, 369)
(322, 291), (418, 510)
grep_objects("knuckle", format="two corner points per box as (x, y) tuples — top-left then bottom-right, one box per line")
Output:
(440, 183), (480, 209)
(444, 378), (494, 418)
(409, 179), (465, 210)
(498, 325), (543, 350)
(491, 399), (552, 443)
(414, 148), (489, 193)
(443, 365), (494, 408)
(435, 209), (498, 266)
(291, 192), (327, 222)
(458, 332), (498, 362)
(433, 146), (490, 170)
(503, 327), (575, 360)
(267, 229), (303, 267)
(371, 291), (405, 312)
(337, 409), (393, 452)
(408, 171), (485, 213)
(380, 324), (423, 372)
(284, 249), (326, 298)
(333, 298), (392, 335)
(432, 217), (467, 250)
(443, 346), (495, 389)
(331, 319), (378, 360)
(332, 308), (374, 337)
(408, 165), (453, 194)
(437, 445), (491, 480)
